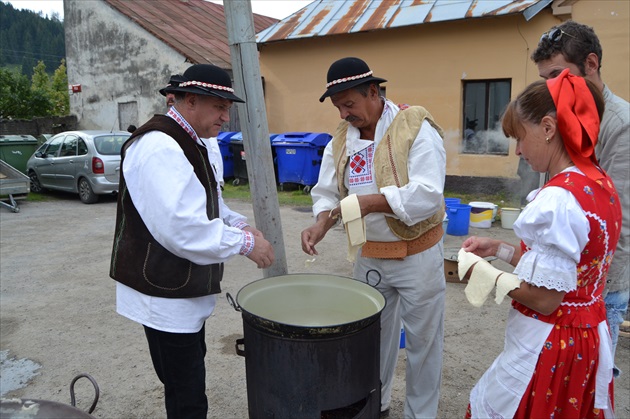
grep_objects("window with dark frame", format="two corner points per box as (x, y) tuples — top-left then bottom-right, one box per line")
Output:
(462, 79), (511, 155)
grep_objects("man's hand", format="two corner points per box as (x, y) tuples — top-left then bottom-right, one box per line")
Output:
(301, 223), (328, 256)
(247, 235), (275, 269)
(301, 209), (341, 256)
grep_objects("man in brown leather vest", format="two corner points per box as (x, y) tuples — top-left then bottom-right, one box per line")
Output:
(301, 57), (446, 418)
(110, 64), (274, 418)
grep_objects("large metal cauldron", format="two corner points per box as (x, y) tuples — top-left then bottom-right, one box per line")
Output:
(228, 273), (386, 419)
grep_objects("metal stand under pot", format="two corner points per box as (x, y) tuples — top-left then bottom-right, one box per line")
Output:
(228, 273), (386, 419)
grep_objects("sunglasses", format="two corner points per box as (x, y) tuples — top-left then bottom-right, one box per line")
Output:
(540, 28), (578, 43)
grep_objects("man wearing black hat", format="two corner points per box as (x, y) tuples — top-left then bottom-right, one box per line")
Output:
(110, 63), (275, 418)
(160, 74), (225, 187)
(301, 57), (446, 418)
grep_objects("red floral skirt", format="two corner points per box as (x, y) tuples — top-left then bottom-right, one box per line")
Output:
(465, 323), (614, 418)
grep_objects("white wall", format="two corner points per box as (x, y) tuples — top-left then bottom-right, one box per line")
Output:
(64, 0), (191, 130)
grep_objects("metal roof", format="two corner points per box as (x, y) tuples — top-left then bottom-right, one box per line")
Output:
(257, 0), (553, 44)
(103, 0), (278, 69)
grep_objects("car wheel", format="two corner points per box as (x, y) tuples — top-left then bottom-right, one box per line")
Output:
(78, 178), (98, 204)
(28, 171), (44, 193)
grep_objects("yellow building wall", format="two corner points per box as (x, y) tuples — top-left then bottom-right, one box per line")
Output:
(258, 3), (629, 179)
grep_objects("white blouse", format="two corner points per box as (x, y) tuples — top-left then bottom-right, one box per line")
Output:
(470, 167), (613, 418)
(513, 167), (590, 292)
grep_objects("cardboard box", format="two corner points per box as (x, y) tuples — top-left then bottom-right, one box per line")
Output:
(444, 258), (466, 284)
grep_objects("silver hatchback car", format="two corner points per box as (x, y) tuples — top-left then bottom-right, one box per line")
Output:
(26, 130), (131, 204)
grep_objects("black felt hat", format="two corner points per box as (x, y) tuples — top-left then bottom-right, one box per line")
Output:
(159, 74), (185, 96)
(167, 64), (244, 103)
(319, 57), (387, 102)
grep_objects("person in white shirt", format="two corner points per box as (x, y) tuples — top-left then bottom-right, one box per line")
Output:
(110, 64), (274, 418)
(301, 57), (447, 418)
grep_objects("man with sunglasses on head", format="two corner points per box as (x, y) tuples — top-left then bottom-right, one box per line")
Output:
(532, 20), (629, 378)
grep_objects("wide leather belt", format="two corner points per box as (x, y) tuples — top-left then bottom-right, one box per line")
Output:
(360, 224), (443, 260)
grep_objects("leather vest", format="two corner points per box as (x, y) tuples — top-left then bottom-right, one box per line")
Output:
(110, 115), (223, 298)
(332, 106), (445, 240)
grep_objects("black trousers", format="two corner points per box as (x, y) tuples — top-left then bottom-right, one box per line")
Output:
(144, 323), (207, 419)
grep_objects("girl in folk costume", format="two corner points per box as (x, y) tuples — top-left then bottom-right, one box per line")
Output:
(460, 69), (621, 418)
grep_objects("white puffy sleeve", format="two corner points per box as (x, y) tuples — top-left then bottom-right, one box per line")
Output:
(513, 186), (590, 292)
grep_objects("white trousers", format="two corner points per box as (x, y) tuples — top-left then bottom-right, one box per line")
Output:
(354, 242), (445, 418)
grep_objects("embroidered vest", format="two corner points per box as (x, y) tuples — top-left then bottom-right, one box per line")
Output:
(110, 115), (223, 298)
(513, 171), (622, 326)
(332, 106), (445, 240)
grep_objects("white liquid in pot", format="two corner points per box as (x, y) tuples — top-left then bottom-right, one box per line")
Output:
(237, 275), (385, 327)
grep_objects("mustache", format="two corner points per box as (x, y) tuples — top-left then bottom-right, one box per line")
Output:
(345, 116), (358, 123)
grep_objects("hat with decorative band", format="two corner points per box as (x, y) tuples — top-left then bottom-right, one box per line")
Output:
(167, 64), (245, 103)
(319, 57), (387, 102)
(159, 74), (186, 96)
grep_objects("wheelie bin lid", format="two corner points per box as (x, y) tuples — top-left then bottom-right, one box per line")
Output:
(216, 131), (238, 144)
(272, 132), (332, 148)
(230, 132), (281, 144)
(0, 135), (38, 145)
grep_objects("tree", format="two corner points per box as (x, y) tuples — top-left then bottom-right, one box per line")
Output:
(30, 61), (53, 117)
(31, 60), (50, 92)
(0, 68), (34, 119)
(50, 59), (70, 115)
(0, 60), (70, 120)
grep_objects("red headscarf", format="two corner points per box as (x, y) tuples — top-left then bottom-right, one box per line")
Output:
(546, 68), (602, 180)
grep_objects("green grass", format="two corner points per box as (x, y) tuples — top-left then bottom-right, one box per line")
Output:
(222, 183), (313, 206)
(24, 183), (520, 208)
(224, 183), (521, 208)
(23, 183), (315, 207)
(23, 192), (55, 202)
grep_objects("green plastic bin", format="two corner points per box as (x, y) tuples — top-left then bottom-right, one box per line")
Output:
(0, 135), (39, 174)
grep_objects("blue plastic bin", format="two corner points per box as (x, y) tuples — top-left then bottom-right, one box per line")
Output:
(444, 197), (461, 207)
(217, 131), (238, 178)
(446, 204), (471, 236)
(272, 132), (332, 189)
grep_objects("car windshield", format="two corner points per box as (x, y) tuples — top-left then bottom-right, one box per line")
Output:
(94, 134), (129, 155)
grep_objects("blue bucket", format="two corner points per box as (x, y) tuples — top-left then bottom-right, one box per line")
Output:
(446, 204), (471, 236)
(444, 197), (461, 207)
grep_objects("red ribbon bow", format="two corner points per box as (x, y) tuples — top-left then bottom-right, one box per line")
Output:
(546, 69), (602, 180)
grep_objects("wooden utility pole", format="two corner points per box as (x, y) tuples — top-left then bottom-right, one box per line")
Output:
(224, 0), (288, 277)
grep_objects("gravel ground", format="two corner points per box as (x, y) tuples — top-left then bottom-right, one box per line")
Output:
(0, 195), (628, 418)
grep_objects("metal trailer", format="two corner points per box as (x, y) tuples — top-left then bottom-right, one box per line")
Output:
(0, 159), (30, 213)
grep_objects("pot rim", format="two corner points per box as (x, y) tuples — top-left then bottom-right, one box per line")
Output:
(235, 273), (386, 331)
